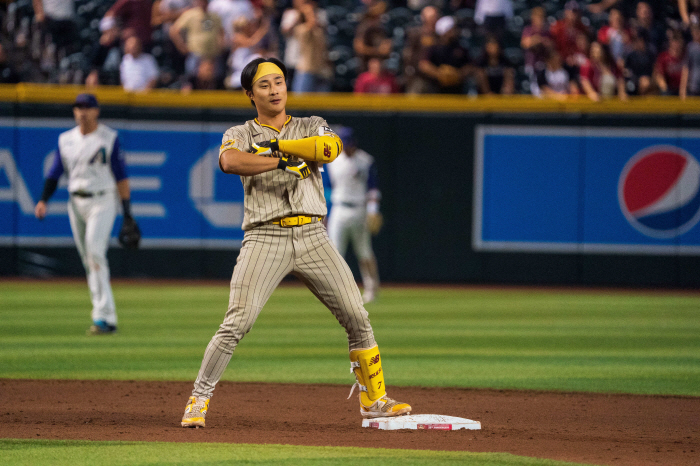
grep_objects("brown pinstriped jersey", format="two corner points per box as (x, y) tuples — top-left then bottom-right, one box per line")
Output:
(220, 115), (332, 230)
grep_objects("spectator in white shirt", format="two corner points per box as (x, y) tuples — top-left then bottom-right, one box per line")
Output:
(207, 0), (255, 43)
(119, 36), (160, 91)
(475, 0), (513, 39)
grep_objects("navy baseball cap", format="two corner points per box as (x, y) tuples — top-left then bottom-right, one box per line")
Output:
(73, 93), (99, 108)
(336, 126), (355, 148)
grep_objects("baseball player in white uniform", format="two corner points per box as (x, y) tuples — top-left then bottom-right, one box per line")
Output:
(325, 126), (382, 304)
(34, 93), (135, 335)
(181, 58), (411, 428)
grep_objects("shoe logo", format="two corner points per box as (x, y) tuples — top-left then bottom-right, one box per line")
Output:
(368, 355), (380, 366)
(368, 367), (382, 380)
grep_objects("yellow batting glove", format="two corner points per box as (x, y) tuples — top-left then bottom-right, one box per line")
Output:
(251, 139), (280, 156)
(277, 156), (311, 180)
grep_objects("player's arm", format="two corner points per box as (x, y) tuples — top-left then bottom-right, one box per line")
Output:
(35, 148), (65, 220)
(220, 147), (311, 180)
(251, 132), (343, 164)
(110, 138), (135, 218)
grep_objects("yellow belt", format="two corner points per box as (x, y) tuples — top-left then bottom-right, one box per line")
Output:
(271, 215), (322, 227)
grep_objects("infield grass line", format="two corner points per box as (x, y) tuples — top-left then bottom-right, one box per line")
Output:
(1, 282), (699, 396)
(0, 439), (593, 466)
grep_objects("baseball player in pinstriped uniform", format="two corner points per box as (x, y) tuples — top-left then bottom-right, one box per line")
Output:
(325, 126), (382, 304)
(34, 93), (136, 335)
(181, 58), (411, 427)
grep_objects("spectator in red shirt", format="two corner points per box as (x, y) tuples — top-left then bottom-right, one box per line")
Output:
(579, 41), (627, 101)
(354, 57), (400, 94)
(104, 0), (154, 48)
(654, 33), (685, 95)
(550, 1), (590, 63)
(596, 8), (630, 70)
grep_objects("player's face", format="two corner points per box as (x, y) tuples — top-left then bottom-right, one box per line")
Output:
(73, 106), (99, 128)
(250, 74), (287, 115)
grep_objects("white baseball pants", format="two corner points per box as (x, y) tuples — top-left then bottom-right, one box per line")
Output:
(67, 191), (117, 326)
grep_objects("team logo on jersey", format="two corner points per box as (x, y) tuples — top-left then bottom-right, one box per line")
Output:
(89, 147), (107, 164)
(319, 126), (336, 136)
(618, 145), (700, 238)
(220, 140), (236, 151)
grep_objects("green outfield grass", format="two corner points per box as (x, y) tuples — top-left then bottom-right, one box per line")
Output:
(0, 439), (590, 466)
(1, 281), (699, 395)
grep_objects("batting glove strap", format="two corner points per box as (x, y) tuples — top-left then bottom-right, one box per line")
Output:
(277, 156), (311, 180)
(251, 139), (280, 156)
(346, 381), (367, 399)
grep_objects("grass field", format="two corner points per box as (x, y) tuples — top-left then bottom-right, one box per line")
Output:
(1, 281), (699, 395)
(1, 280), (698, 465)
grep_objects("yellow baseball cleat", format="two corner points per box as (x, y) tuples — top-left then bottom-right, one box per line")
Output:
(181, 396), (209, 427)
(359, 395), (412, 418)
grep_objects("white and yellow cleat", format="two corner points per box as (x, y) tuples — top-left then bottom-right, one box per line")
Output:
(181, 396), (209, 428)
(348, 345), (412, 418)
(359, 394), (412, 418)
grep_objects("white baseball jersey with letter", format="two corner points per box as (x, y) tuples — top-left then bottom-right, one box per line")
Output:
(326, 148), (378, 260)
(46, 124), (127, 326)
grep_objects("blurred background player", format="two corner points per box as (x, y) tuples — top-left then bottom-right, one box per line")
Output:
(325, 126), (382, 304)
(34, 93), (136, 335)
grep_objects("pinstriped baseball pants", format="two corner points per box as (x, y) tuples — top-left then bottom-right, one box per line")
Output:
(192, 221), (377, 399)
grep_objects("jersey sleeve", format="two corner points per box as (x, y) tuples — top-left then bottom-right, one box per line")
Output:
(367, 162), (379, 191)
(307, 116), (337, 139)
(110, 138), (128, 181)
(46, 147), (65, 180)
(220, 126), (247, 156)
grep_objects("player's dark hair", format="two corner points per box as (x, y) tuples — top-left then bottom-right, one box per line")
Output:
(241, 58), (288, 107)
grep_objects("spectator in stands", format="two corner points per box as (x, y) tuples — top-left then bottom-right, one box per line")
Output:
(680, 23), (700, 99)
(103, 0), (154, 49)
(151, 0), (193, 74)
(624, 29), (656, 95)
(208, 0), (254, 44)
(292, 2), (332, 92)
(537, 50), (579, 98)
(169, 0), (225, 77)
(678, 0), (700, 29)
(597, 8), (630, 70)
(419, 15), (475, 94)
(476, 36), (515, 94)
(521, 6), (552, 95)
(183, 58), (225, 91)
(354, 0), (392, 71)
(654, 32), (685, 95)
(354, 57), (400, 93)
(32, 0), (78, 64)
(402, 5), (439, 94)
(631, 1), (664, 56)
(120, 36), (159, 92)
(474, 0), (513, 40)
(87, 0), (153, 86)
(226, 16), (265, 89)
(551, 1), (590, 63)
(0, 43), (21, 84)
(280, 0), (306, 88)
(579, 41), (627, 101)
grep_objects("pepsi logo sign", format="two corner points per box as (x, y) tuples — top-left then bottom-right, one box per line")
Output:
(618, 145), (700, 238)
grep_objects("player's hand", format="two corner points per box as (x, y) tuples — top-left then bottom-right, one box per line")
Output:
(367, 212), (383, 235)
(251, 139), (280, 156)
(35, 201), (47, 220)
(278, 156), (310, 180)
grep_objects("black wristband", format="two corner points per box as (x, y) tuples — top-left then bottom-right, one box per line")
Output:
(122, 199), (132, 218)
(277, 157), (287, 170)
(40, 178), (58, 202)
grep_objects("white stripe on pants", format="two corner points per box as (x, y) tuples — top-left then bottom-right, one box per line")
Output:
(192, 221), (376, 398)
(67, 192), (117, 325)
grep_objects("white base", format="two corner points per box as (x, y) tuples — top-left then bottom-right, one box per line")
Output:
(362, 414), (481, 431)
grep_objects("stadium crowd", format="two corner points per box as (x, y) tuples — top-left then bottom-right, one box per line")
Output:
(0, 0), (698, 99)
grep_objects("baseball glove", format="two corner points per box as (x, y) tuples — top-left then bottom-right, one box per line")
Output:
(437, 64), (462, 88)
(366, 212), (383, 235)
(118, 216), (141, 249)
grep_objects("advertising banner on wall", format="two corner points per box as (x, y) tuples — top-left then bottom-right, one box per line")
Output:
(0, 118), (245, 248)
(474, 125), (700, 255)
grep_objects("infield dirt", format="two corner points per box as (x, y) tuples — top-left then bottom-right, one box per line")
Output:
(1, 380), (698, 465)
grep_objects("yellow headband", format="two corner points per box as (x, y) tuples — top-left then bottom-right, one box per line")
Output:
(252, 63), (284, 84)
